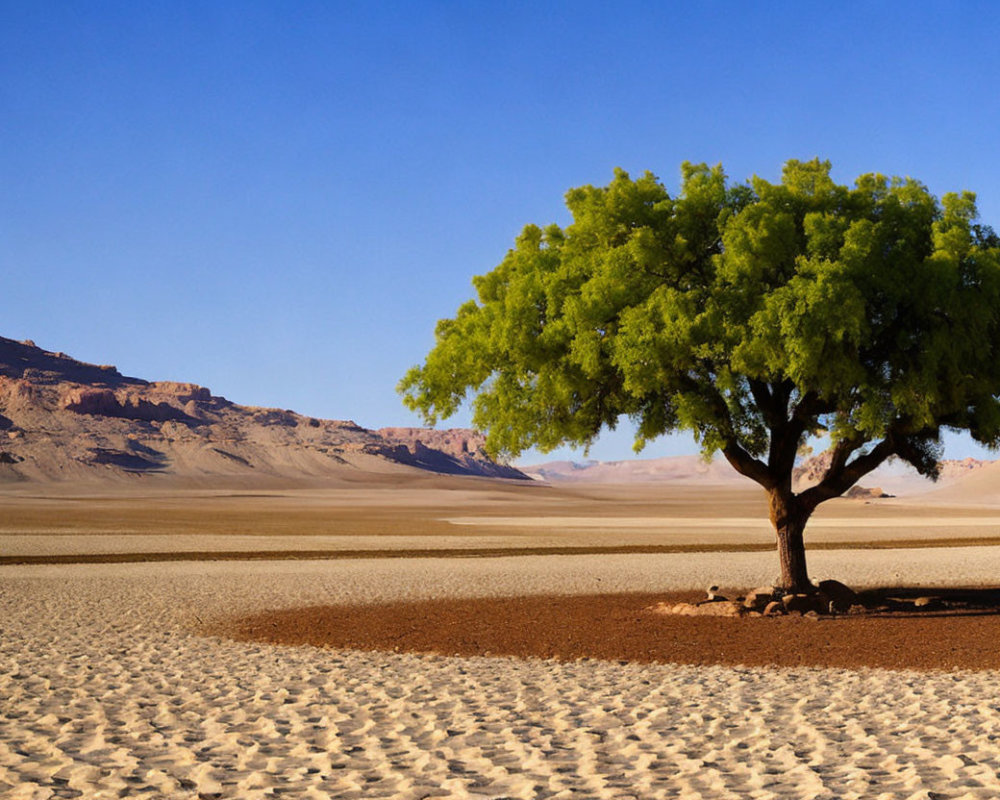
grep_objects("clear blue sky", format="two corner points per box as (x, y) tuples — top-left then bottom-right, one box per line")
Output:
(3, 1), (999, 463)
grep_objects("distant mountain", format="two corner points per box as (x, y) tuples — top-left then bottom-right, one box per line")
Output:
(916, 459), (1000, 504)
(793, 451), (993, 496)
(523, 451), (996, 496)
(0, 336), (526, 485)
(521, 455), (751, 485)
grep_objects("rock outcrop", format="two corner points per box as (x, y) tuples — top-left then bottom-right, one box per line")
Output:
(0, 336), (527, 485)
(375, 427), (525, 479)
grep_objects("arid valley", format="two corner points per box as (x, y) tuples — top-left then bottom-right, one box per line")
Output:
(8, 437), (1000, 797)
(6, 338), (1000, 798)
(10, 3), (1000, 797)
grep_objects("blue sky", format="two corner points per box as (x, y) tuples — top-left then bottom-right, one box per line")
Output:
(3, 1), (1000, 463)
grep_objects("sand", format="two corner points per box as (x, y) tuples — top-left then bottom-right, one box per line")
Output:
(7, 485), (1000, 562)
(6, 481), (1000, 798)
(6, 549), (1000, 799)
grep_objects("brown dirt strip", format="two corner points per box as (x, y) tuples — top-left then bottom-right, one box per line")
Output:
(216, 589), (1000, 672)
(5, 537), (1000, 565)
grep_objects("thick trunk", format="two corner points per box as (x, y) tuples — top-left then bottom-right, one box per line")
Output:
(769, 490), (813, 593)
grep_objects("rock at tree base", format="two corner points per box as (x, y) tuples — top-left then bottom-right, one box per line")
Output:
(782, 594), (826, 614)
(647, 601), (745, 617)
(743, 586), (779, 610)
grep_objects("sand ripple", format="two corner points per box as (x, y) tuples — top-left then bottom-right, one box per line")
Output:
(3, 552), (1000, 798)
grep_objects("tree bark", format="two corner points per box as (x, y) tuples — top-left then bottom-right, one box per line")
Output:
(768, 490), (813, 592)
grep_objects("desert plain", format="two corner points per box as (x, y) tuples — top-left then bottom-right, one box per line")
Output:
(4, 469), (1000, 800)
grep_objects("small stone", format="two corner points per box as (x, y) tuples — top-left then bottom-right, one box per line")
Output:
(744, 586), (778, 609)
(705, 585), (728, 602)
(763, 601), (784, 616)
(649, 601), (744, 617)
(782, 594), (820, 614)
(692, 601), (742, 617)
(913, 596), (941, 609)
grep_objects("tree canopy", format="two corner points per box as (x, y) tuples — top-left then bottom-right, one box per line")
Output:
(400, 160), (1000, 590)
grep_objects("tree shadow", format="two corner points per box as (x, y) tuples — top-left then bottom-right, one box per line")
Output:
(853, 586), (1000, 617)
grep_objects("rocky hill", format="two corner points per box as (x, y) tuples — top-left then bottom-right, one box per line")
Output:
(0, 337), (525, 485)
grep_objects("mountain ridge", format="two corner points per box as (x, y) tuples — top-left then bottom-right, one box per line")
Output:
(0, 336), (525, 485)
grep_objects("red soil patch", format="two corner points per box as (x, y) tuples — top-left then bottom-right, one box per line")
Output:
(215, 588), (1000, 672)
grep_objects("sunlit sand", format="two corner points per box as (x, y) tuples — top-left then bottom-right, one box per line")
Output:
(4, 479), (1000, 797)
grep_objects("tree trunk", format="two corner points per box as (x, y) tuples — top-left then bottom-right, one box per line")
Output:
(768, 490), (813, 593)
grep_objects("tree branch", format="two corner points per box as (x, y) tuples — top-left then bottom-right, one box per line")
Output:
(790, 390), (834, 424)
(754, 380), (807, 480)
(680, 372), (776, 488)
(827, 434), (863, 475)
(748, 379), (778, 426)
(722, 441), (774, 489)
(799, 437), (897, 511)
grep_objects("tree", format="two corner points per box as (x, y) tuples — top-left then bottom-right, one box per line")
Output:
(399, 160), (1000, 592)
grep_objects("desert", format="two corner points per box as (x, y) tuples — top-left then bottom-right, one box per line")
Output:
(7, 471), (1000, 798)
(6, 340), (1000, 797)
(9, 6), (1000, 798)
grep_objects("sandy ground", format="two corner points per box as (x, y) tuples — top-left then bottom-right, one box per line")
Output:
(5, 550), (1000, 799)
(5, 481), (1000, 798)
(5, 483), (1000, 558)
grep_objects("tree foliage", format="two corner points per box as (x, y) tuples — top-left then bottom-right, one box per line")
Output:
(402, 160), (1000, 484)
(401, 159), (1000, 589)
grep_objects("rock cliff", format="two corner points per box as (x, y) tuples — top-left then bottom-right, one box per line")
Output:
(0, 336), (526, 485)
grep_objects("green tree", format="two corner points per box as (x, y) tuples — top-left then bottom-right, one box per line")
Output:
(400, 160), (1000, 592)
